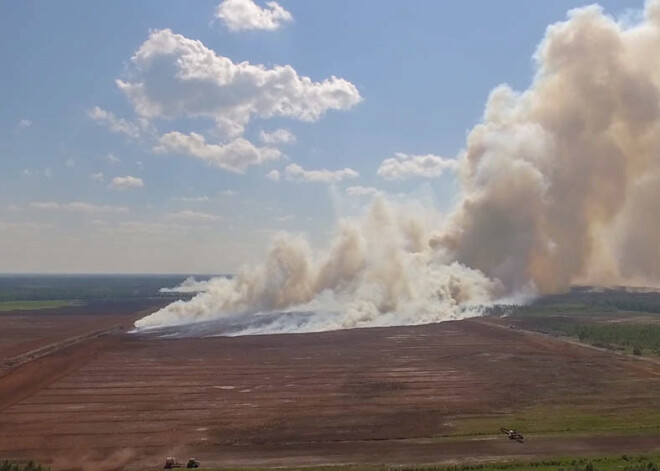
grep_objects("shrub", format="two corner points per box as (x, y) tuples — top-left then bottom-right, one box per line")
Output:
(623, 461), (659, 471)
(0, 462), (49, 471)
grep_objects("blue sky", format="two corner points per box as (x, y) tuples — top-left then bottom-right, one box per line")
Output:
(0, 0), (645, 273)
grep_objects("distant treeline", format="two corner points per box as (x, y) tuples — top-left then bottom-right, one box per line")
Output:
(519, 316), (660, 354)
(602, 299), (660, 313)
(532, 286), (660, 314)
(0, 275), (214, 302)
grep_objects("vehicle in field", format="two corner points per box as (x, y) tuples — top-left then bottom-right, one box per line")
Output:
(163, 457), (200, 469)
(500, 427), (524, 441)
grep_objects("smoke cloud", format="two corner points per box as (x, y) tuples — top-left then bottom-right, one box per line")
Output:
(136, 1), (660, 335)
(137, 198), (504, 334)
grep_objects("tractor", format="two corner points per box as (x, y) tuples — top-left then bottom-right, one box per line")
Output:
(499, 427), (524, 442)
(163, 457), (200, 469)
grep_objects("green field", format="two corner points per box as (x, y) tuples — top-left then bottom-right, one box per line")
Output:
(494, 287), (660, 357)
(0, 300), (83, 312)
(187, 455), (660, 471)
(394, 455), (660, 471)
(514, 318), (660, 355)
(444, 406), (660, 438)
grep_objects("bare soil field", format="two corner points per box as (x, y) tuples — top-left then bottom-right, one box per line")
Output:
(1, 316), (660, 470)
(0, 300), (165, 361)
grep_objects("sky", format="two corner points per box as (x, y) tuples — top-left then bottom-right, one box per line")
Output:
(0, 0), (646, 274)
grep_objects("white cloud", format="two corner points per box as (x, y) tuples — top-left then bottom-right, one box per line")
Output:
(100, 221), (190, 236)
(345, 185), (380, 197)
(221, 190), (238, 196)
(22, 168), (53, 178)
(155, 131), (281, 173)
(29, 202), (60, 210)
(0, 220), (51, 231)
(259, 128), (296, 145)
(284, 163), (359, 183)
(109, 175), (144, 190)
(90, 172), (105, 182)
(65, 159), (75, 168)
(105, 152), (121, 164)
(377, 152), (458, 180)
(88, 106), (145, 139)
(28, 201), (129, 214)
(266, 169), (280, 182)
(166, 210), (221, 222)
(18, 118), (32, 130)
(117, 29), (362, 138)
(216, 0), (293, 32)
(170, 195), (210, 202)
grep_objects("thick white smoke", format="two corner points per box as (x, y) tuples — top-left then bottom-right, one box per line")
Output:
(436, 0), (660, 292)
(136, 1), (660, 335)
(137, 198), (506, 334)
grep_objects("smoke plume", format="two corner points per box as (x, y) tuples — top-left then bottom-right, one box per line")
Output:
(136, 1), (660, 335)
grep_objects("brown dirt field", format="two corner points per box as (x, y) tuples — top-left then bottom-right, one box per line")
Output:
(0, 300), (166, 362)
(0, 300), (168, 408)
(0, 335), (117, 411)
(1, 318), (660, 469)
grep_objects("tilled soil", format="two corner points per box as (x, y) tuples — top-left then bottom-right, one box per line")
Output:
(1, 316), (660, 469)
(0, 299), (163, 361)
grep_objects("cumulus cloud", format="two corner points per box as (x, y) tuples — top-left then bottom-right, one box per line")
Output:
(216, 0), (293, 32)
(155, 131), (281, 173)
(90, 172), (105, 182)
(284, 163), (359, 183)
(259, 128), (296, 144)
(28, 201), (129, 214)
(377, 153), (459, 180)
(166, 210), (221, 222)
(109, 176), (144, 190)
(346, 185), (380, 197)
(266, 169), (280, 182)
(88, 106), (145, 139)
(117, 29), (362, 138)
